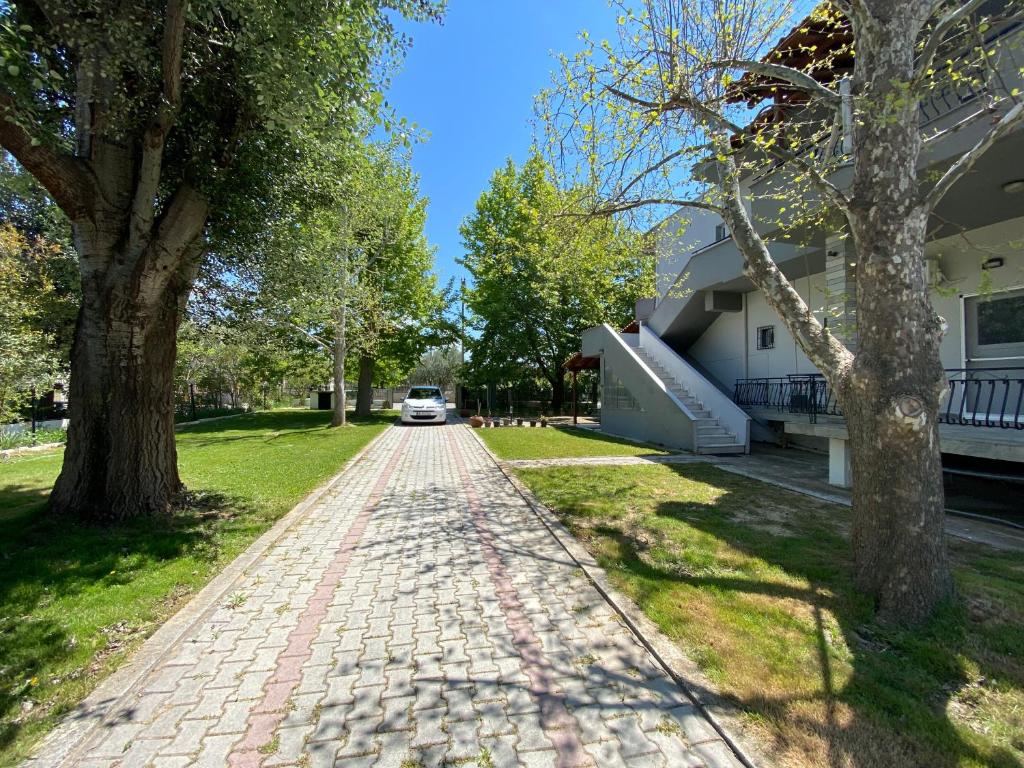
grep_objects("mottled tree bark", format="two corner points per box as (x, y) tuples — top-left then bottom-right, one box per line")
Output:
(840, 4), (953, 621)
(719, 1), (954, 623)
(3, 2), (209, 521)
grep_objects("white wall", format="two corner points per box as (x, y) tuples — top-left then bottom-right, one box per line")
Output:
(684, 216), (1024, 383)
(926, 216), (1024, 369)
(653, 208), (727, 300)
(689, 271), (828, 386)
(688, 306), (745, 386)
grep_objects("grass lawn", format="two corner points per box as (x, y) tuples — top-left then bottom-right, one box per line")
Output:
(476, 425), (672, 460)
(516, 462), (1024, 768)
(0, 409), (394, 766)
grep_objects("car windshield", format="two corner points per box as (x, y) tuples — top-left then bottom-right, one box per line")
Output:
(407, 387), (443, 401)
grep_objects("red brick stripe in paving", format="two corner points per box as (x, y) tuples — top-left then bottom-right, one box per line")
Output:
(445, 430), (594, 768)
(227, 429), (413, 768)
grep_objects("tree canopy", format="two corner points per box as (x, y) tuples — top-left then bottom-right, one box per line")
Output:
(460, 151), (653, 409)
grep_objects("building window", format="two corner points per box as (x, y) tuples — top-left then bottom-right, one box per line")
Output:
(756, 325), (775, 350)
(977, 294), (1024, 346)
(714, 223), (729, 242)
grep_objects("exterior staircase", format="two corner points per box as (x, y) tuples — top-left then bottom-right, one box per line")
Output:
(633, 347), (746, 454)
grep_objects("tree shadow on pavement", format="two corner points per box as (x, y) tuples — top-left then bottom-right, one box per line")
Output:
(545, 461), (1024, 768)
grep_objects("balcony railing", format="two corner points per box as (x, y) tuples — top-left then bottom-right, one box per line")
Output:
(733, 374), (841, 423)
(734, 368), (1024, 430)
(943, 368), (1024, 429)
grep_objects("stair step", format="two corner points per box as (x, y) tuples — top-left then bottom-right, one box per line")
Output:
(696, 443), (746, 455)
(697, 426), (728, 435)
(636, 345), (747, 454)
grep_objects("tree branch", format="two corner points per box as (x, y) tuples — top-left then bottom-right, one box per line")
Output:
(0, 91), (93, 219)
(562, 198), (724, 218)
(916, 0), (988, 80)
(925, 100), (1024, 209)
(133, 182), (208, 304)
(288, 321), (331, 351)
(128, 0), (189, 257)
(602, 84), (851, 213)
(716, 137), (852, 381)
(708, 59), (842, 106)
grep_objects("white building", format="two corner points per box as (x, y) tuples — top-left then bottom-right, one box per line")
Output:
(581, 11), (1024, 487)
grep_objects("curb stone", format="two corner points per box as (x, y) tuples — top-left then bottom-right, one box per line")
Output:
(465, 424), (768, 768)
(24, 421), (397, 768)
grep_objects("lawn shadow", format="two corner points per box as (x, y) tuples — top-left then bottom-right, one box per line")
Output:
(177, 411), (396, 448)
(0, 488), (256, 753)
(578, 461), (1023, 768)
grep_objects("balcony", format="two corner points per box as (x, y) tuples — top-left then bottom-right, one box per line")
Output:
(734, 368), (1024, 430)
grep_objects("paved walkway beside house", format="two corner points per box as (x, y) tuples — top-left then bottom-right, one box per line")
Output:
(30, 423), (743, 768)
(503, 451), (1024, 553)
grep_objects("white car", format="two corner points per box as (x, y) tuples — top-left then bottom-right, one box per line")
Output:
(400, 386), (448, 425)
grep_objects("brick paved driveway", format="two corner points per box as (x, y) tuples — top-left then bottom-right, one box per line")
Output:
(32, 423), (743, 768)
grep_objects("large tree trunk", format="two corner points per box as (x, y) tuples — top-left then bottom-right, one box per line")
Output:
(50, 238), (197, 522)
(549, 371), (565, 414)
(355, 356), (375, 416)
(839, 5), (952, 623)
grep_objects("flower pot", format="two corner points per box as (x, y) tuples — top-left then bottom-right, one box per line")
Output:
(529, 419), (536, 427)
(540, 418), (548, 428)
(469, 415), (484, 428)
(516, 418), (523, 426)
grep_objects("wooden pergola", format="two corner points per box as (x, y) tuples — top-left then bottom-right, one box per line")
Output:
(564, 352), (600, 425)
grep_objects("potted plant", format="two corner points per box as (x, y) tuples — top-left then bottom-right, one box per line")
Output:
(516, 417), (523, 426)
(529, 417), (536, 427)
(540, 415), (548, 428)
(469, 415), (484, 428)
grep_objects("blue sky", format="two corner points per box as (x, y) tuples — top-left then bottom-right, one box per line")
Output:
(382, 2), (618, 288)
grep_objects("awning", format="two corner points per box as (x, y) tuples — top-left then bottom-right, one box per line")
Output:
(565, 352), (600, 372)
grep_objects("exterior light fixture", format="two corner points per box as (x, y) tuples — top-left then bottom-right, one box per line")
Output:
(982, 257), (1004, 270)
(1002, 180), (1024, 195)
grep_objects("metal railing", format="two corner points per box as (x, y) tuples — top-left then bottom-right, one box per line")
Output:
(733, 374), (841, 423)
(734, 368), (1024, 429)
(943, 368), (1024, 429)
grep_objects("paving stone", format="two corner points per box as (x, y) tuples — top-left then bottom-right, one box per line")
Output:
(45, 423), (737, 768)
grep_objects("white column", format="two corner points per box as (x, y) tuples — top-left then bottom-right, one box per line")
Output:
(828, 437), (852, 488)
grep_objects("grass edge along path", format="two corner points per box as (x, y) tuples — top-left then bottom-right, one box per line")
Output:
(0, 409), (394, 767)
(514, 461), (1024, 768)
(476, 424), (672, 461)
